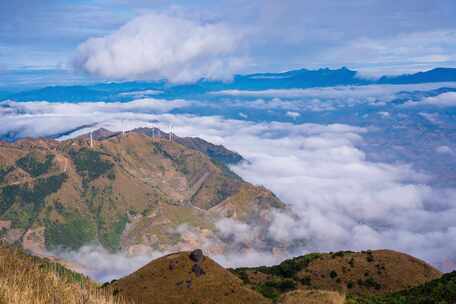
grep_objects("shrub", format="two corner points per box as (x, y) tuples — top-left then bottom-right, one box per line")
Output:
(256, 253), (321, 278)
(70, 148), (114, 184)
(300, 276), (311, 286)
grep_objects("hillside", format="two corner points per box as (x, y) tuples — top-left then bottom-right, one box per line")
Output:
(231, 250), (442, 301)
(348, 270), (456, 304)
(108, 249), (269, 304)
(0, 128), (284, 255)
(0, 243), (127, 304)
(0, 245), (451, 304)
(106, 249), (448, 304)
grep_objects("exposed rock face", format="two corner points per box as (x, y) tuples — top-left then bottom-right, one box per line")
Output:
(189, 249), (204, 263)
(0, 128), (285, 256)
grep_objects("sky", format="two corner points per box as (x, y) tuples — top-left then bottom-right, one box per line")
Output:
(1, 0), (456, 88)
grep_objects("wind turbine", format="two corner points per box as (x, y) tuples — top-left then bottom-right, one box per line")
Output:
(169, 124), (174, 141)
(90, 131), (94, 148)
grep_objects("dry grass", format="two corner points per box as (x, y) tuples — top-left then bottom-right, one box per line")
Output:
(279, 290), (345, 304)
(111, 251), (270, 304)
(0, 245), (132, 304)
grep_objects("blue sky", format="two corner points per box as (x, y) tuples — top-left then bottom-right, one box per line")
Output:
(1, 0), (456, 88)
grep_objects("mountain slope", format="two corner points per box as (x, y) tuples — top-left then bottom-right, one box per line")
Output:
(231, 250), (442, 301)
(0, 129), (284, 255)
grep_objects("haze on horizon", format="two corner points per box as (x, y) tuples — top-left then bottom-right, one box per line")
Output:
(1, 0), (456, 88)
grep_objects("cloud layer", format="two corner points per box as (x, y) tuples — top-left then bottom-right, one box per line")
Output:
(74, 13), (245, 82)
(1, 96), (455, 279)
(406, 92), (456, 107)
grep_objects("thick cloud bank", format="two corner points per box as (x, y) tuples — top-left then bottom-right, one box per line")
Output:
(1, 98), (456, 279)
(74, 13), (245, 82)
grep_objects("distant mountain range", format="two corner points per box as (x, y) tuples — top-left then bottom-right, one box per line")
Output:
(3, 67), (456, 102)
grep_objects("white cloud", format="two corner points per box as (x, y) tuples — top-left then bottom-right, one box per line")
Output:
(118, 90), (163, 98)
(0, 98), (188, 138)
(318, 30), (456, 76)
(285, 111), (300, 119)
(55, 245), (164, 283)
(436, 146), (454, 155)
(213, 82), (456, 99)
(407, 92), (456, 107)
(73, 12), (246, 83)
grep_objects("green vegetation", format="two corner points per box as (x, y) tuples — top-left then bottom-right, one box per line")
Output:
(233, 253), (321, 302)
(357, 277), (382, 290)
(205, 146), (243, 165)
(349, 271), (456, 304)
(256, 279), (297, 301)
(69, 148), (114, 184)
(254, 253), (321, 278)
(0, 174), (66, 228)
(44, 211), (96, 250)
(99, 214), (128, 251)
(16, 154), (54, 177)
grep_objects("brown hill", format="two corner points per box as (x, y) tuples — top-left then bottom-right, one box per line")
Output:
(108, 249), (270, 304)
(0, 128), (284, 255)
(232, 250), (442, 300)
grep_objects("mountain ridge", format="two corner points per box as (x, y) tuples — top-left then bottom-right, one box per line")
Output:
(0, 128), (284, 256)
(4, 67), (456, 102)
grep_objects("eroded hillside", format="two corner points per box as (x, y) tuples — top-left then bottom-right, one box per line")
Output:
(0, 128), (284, 256)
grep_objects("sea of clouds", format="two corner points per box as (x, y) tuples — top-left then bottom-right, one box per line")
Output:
(1, 92), (455, 281)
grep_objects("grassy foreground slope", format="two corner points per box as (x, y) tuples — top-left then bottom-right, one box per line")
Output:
(0, 243), (128, 304)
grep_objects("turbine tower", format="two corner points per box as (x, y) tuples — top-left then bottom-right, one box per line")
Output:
(169, 124), (174, 141)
